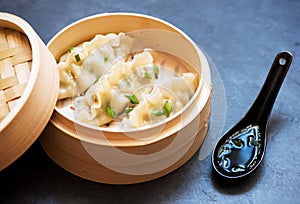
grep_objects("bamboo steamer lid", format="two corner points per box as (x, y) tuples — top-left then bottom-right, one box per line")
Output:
(0, 13), (59, 170)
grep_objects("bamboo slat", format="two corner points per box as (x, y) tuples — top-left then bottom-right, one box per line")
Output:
(0, 28), (32, 122)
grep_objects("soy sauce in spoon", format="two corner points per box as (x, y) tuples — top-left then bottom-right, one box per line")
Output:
(212, 51), (293, 179)
(216, 124), (262, 174)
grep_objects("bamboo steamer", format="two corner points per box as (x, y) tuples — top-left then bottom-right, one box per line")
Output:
(40, 13), (212, 184)
(0, 13), (59, 170)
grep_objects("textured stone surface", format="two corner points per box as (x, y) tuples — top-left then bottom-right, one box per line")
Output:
(1, 0), (300, 203)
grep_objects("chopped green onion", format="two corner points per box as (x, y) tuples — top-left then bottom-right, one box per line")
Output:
(151, 109), (165, 117)
(69, 46), (74, 52)
(106, 105), (116, 118)
(250, 138), (260, 146)
(126, 94), (139, 104)
(232, 138), (242, 147)
(124, 107), (134, 116)
(220, 147), (230, 155)
(94, 75), (101, 84)
(104, 56), (109, 63)
(145, 71), (152, 79)
(75, 54), (81, 62)
(163, 101), (172, 117)
(153, 65), (159, 79)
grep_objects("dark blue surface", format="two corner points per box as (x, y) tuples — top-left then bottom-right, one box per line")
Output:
(1, 0), (300, 203)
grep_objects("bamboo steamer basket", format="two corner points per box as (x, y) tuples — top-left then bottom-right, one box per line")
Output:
(0, 13), (59, 170)
(39, 13), (212, 184)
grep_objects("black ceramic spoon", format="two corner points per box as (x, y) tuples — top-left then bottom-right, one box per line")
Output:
(212, 51), (293, 179)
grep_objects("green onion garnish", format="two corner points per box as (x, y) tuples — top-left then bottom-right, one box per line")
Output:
(94, 75), (101, 84)
(124, 107), (134, 116)
(145, 71), (152, 79)
(163, 101), (172, 117)
(232, 139), (242, 147)
(69, 46), (74, 52)
(75, 54), (81, 62)
(126, 94), (139, 104)
(106, 105), (116, 118)
(153, 65), (159, 79)
(104, 56), (109, 63)
(250, 138), (260, 146)
(151, 109), (165, 117)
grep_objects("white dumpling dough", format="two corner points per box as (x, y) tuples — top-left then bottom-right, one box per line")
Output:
(58, 33), (134, 99)
(74, 50), (155, 126)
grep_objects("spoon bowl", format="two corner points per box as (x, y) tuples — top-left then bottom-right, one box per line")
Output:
(212, 51), (293, 179)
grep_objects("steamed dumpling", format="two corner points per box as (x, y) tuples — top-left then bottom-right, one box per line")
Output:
(74, 50), (155, 126)
(58, 33), (134, 99)
(120, 74), (196, 129)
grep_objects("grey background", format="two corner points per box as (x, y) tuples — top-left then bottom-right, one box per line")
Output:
(1, 0), (300, 203)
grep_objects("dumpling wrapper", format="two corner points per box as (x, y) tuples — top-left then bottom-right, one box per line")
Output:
(58, 33), (134, 100)
(74, 50), (155, 126)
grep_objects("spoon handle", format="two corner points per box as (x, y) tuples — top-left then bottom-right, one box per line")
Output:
(245, 51), (293, 126)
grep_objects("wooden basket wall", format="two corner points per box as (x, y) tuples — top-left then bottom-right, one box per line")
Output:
(0, 28), (32, 122)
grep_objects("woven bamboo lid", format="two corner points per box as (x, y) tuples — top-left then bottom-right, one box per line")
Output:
(0, 13), (59, 170)
(0, 28), (32, 121)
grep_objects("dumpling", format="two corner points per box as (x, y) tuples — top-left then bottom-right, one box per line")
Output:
(160, 72), (196, 105)
(74, 50), (155, 126)
(58, 33), (134, 100)
(123, 87), (168, 128)
(119, 72), (197, 129)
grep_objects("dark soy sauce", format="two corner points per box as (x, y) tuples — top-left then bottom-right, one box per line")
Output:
(217, 125), (261, 174)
